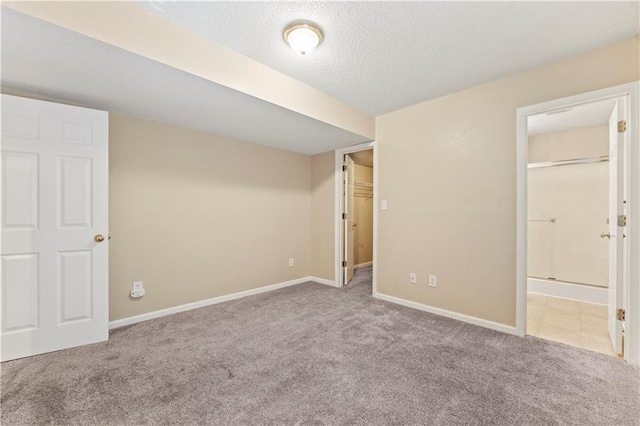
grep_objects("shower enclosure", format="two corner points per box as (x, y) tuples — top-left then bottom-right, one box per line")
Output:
(527, 158), (609, 287)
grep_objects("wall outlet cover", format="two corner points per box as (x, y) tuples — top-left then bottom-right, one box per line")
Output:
(131, 281), (145, 298)
(429, 275), (437, 287)
(409, 273), (417, 284)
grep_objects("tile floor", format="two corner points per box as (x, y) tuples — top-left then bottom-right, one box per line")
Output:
(527, 293), (618, 357)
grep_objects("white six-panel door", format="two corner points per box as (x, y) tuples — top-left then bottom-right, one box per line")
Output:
(1, 95), (108, 361)
(344, 155), (355, 285)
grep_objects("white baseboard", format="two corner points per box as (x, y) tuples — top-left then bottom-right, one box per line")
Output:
(109, 276), (323, 329)
(354, 261), (373, 269)
(528, 277), (607, 305)
(374, 292), (517, 335)
(309, 276), (340, 287)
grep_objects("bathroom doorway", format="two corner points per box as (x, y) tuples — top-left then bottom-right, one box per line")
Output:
(516, 82), (639, 364)
(526, 99), (618, 356)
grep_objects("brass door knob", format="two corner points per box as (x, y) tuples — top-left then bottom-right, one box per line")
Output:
(94, 234), (105, 243)
(600, 232), (611, 239)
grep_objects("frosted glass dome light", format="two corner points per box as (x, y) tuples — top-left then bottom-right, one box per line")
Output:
(284, 22), (323, 56)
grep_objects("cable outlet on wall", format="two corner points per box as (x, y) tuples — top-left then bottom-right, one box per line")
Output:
(429, 275), (437, 288)
(409, 273), (417, 284)
(289, 258), (294, 267)
(131, 281), (145, 298)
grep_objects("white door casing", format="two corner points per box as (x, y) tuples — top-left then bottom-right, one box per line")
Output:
(344, 154), (355, 285)
(608, 99), (626, 354)
(1, 95), (109, 361)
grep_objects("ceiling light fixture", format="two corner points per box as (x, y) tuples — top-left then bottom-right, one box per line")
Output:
(283, 21), (323, 56)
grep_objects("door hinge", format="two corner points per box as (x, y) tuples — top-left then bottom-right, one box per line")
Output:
(618, 120), (627, 133)
(342, 213), (347, 219)
(342, 165), (348, 172)
(618, 215), (627, 227)
(342, 261), (347, 267)
(617, 308), (626, 322)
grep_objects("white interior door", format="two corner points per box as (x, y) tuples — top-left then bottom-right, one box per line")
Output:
(607, 99), (625, 354)
(1, 95), (109, 361)
(344, 155), (355, 285)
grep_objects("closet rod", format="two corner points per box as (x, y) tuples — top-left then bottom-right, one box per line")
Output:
(528, 155), (608, 169)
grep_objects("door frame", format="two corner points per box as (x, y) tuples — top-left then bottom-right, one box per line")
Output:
(516, 82), (640, 365)
(334, 141), (377, 293)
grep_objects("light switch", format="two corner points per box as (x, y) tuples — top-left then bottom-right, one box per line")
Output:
(381, 200), (388, 210)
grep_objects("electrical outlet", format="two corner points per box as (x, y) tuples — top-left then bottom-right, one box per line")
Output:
(131, 281), (145, 298)
(429, 275), (437, 287)
(289, 258), (294, 267)
(409, 273), (417, 284)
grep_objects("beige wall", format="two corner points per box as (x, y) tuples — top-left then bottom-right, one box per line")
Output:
(310, 151), (335, 281)
(354, 164), (374, 265)
(529, 125), (608, 163)
(373, 37), (639, 326)
(109, 113), (311, 321)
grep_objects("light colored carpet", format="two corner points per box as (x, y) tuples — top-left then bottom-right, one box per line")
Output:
(2, 266), (639, 425)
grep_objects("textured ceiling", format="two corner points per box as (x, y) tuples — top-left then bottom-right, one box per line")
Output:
(528, 98), (617, 136)
(0, 9), (368, 155)
(138, 1), (639, 116)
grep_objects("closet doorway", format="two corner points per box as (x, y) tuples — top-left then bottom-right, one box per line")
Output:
(335, 142), (377, 293)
